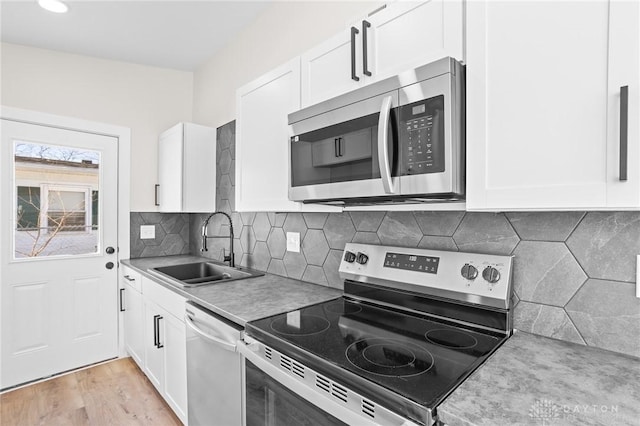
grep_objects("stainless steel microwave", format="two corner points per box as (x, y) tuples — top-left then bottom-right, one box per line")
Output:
(288, 57), (465, 205)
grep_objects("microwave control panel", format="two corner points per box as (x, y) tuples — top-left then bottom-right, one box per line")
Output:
(398, 96), (445, 175)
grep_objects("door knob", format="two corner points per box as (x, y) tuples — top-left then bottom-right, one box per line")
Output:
(106, 262), (114, 270)
(106, 246), (115, 254)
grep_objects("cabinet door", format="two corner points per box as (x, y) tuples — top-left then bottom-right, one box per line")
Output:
(466, 1), (623, 210)
(182, 123), (217, 213)
(143, 300), (164, 391)
(123, 282), (144, 368)
(301, 28), (363, 108)
(606, 0), (639, 207)
(163, 313), (187, 424)
(368, 0), (464, 82)
(236, 58), (303, 212)
(158, 124), (183, 212)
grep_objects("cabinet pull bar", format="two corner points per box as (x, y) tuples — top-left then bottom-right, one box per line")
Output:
(119, 288), (125, 312)
(154, 184), (160, 206)
(350, 26), (360, 82)
(153, 314), (160, 347)
(620, 85), (628, 181)
(339, 137), (344, 157)
(335, 138), (339, 157)
(156, 316), (164, 349)
(367, 4), (386, 17)
(362, 20), (372, 77)
(123, 275), (135, 282)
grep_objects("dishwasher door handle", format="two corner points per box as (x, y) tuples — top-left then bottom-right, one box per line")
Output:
(185, 314), (237, 352)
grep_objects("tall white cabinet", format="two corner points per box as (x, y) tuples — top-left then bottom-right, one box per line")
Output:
(466, 0), (639, 210)
(157, 122), (216, 213)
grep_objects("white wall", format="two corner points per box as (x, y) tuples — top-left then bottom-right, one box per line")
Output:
(0, 42), (193, 211)
(193, 1), (382, 128)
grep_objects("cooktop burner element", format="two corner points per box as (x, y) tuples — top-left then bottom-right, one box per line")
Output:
(324, 299), (363, 314)
(269, 314), (330, 336)
(245, 243), (514, 426)
(346, 338), (434, 377)
(425, 329), (478, 349)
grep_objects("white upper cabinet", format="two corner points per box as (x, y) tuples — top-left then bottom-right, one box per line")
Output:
(466, 0), (639, 210)
(301, 29), (363, 108)
(157, 122), (216, 213)
(236, 58), (341, 212)
(366, 0), (464, 82)
(301, 0), (464, 108)
(236, 59), (303, 212)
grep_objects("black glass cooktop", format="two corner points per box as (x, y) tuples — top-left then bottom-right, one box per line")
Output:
(246, 298), (507, 411)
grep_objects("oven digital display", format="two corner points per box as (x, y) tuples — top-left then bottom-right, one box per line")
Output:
(384, 252), (439, 274)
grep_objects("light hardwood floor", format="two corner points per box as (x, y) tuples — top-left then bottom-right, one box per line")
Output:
(0, 357), (182, 426)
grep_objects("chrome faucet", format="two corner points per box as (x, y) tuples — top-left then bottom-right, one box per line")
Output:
(201, 212), (235, 267)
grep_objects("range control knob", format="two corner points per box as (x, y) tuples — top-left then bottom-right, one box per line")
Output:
(482, 266), (501, 284)
(460, 263), (478, 280)
(356, 252), (369, 265)
(343, 251), (356, 263)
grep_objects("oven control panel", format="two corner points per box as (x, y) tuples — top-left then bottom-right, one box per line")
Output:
(340, 243), (514, 310)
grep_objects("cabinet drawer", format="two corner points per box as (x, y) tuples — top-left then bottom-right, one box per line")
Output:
(121, 265), (142, 293)
(142, 276), (186, 321)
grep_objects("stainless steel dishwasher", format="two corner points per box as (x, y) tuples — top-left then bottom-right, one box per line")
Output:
(185, 301), (243, 426)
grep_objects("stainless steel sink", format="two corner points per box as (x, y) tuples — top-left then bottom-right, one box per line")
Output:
(148, 261), (264, 288)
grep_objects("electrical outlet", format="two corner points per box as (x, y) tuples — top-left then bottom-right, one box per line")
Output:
(286, 232), (300, 253)
(140, 225), (155, 239)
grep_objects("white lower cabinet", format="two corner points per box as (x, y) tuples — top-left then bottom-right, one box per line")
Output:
(122, 272), (187, 424)
(162, 310), (188, 421)
(122, 278), (144, 368)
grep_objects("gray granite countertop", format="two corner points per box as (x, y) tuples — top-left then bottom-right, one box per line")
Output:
(438, 330), (640, 426)
(121, 255), (342, 326)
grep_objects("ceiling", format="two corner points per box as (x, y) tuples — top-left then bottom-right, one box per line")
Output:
(0, 0), (272, 71)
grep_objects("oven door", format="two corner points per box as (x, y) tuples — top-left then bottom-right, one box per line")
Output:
(240, 339), (419, 426)
(289, 90), (400, 202)
(244, 359), (348, 426)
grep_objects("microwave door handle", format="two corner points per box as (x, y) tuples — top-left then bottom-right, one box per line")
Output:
(378, 95), (395, 194)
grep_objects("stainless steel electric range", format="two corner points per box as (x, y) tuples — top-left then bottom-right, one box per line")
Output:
(240, 243), (514, 426)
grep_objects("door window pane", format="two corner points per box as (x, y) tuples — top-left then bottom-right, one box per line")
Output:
(14, 141), (101, 258)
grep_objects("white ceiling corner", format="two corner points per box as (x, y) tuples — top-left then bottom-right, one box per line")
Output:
(0, 0), (272, 71)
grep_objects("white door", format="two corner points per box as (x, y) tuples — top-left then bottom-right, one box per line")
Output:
(0, 119), (119, 389)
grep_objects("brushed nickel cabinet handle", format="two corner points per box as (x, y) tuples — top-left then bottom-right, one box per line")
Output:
(350, 26), (360, 82)
(620, 85), (628, 181)
(362, 20), (372, 77)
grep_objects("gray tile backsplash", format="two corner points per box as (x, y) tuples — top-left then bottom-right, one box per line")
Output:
(182, 120), (640, 358)
(130, 212), (190, 258)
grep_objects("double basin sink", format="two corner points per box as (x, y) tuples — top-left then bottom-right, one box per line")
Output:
(148, 261), (264, 288)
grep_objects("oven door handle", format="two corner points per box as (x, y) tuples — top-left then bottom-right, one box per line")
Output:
(185, 313), (237, 352)
(378, 95), (396, 194)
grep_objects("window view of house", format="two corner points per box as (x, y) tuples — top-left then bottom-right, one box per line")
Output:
(14, 141), (100, 258)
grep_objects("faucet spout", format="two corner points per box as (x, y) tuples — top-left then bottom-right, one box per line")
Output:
(201, 212), (235, 267)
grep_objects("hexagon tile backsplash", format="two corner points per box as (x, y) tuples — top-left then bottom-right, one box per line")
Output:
(137, 120), (640, 358)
